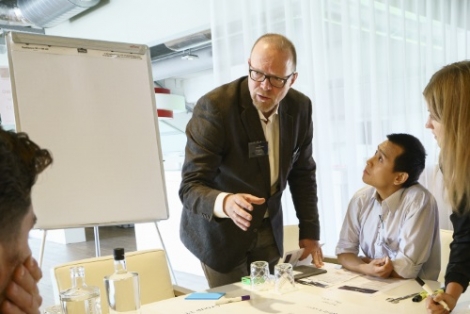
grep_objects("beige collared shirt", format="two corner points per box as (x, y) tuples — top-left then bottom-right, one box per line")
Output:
(335, 184), (441, 280)
(257, 108), (279, 192)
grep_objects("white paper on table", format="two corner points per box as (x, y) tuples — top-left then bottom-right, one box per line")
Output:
(297, 267), (360, 288)
(282, 248), (313, 266)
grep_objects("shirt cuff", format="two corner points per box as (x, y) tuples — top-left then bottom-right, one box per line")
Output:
(213, 192), (230, 218)
(392, 256), (422, 279)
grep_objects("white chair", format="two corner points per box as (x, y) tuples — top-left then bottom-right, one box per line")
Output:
(439, 229), (453, 283)
(52, 249), (191, 314)
(283, 224), (300, 254)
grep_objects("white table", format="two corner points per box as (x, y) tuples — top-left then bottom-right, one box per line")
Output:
(142, 265), (470, 314)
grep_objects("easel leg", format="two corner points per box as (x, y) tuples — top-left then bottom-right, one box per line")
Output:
(38, 230), (47, 268)
(94, 226), (101, 257)
(155, 221), (178, 285)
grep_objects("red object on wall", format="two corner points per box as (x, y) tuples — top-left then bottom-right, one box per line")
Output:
(155, 87), (172, 119)
(156, 109), (173, 119)
(154, 87), (170, 94)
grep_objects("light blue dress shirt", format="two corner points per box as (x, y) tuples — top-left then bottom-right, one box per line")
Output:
(335, 184), (441, 280)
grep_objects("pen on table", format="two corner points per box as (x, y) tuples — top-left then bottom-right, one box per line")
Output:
(415, 277), (450, 311)
(215, 295), (251, 305)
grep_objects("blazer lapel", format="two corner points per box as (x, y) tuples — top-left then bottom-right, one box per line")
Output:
(278, 100), (294, 188)
(239, 82), (271, 194)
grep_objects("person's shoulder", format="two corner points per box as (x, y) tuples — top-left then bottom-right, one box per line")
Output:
(345, 186), (374, 217)
(354, 185), (375, 198)
(284, 87), (311, 103)
(204, 76), (248, 99)
(282, 88), (312, 117)
(194, 77), (248, 113)
(350, 185), (375, 204)
(403, 183), (433, 198)
(402, 183), (437, 208)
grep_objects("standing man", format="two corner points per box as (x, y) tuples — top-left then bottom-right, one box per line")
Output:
(179, 33), (323, 288)
(0, 126), (53, 313)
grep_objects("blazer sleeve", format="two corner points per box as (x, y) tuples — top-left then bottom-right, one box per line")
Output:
(179, 94), (226, 220)
(446, 210), (470, 292)
(286, 96), (320, 240)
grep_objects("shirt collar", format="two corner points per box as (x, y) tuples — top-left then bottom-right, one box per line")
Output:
(257, 106), (279, 122)
(371, 188), (405, 214)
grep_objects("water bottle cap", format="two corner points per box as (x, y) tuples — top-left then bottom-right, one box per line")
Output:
(113, 248), (125, 260)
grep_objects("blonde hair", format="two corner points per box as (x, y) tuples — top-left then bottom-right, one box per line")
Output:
(423, 60), (470, 212)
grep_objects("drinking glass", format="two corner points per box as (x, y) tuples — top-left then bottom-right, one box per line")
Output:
(274, 263), (296, 294)
(250, 261), (270, 291)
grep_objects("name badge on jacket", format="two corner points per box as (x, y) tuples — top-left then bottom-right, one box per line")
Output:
(248, 141), (268, 158)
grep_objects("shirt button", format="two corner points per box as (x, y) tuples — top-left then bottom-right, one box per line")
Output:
(253, 228), (258, 233)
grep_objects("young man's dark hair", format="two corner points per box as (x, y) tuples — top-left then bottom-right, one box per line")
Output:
(0, 126), (53, 242)
(386, 133), (426, 188)
(0, 125), (52, 312)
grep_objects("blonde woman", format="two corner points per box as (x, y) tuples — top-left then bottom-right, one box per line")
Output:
(423, 60), (470, 313)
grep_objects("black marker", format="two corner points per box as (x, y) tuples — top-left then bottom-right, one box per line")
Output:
(412, 291), (427, 302)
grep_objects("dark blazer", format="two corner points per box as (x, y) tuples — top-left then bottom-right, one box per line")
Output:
(179, 76), (319, 272)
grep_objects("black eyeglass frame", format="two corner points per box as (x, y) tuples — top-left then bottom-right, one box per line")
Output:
(248, 68), (296, 88)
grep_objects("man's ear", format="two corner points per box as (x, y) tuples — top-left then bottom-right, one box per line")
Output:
(289, 72), (298, 86)
(394, 172), (409, 186)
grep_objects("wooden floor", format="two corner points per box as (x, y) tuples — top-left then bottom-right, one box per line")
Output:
(29, 226), (208, 311)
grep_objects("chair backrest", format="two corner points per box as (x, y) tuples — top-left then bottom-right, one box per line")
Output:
(439, 229), (453, 283)
(53, 249), (174, 314)
(283, 224), (300, 254)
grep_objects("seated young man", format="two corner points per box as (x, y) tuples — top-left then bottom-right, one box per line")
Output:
(335, 133), (440, 280)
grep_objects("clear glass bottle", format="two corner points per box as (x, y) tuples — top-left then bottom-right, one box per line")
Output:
(59, 266), (101, 314)
(104, 248), (141, 313)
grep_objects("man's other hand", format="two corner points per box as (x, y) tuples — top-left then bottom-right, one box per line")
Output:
(224, 194), (265, 231)
(300, 239), (324, 268)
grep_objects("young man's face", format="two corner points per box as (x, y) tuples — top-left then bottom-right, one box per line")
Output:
(362, 140), (404, 193)
(0, 206), (35, 304)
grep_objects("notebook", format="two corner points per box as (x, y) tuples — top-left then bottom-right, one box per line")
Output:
(292, 265), (327, 280)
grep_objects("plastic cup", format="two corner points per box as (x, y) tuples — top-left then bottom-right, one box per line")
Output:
(274, 263), (296, 294)
(250, 261), (270, 291)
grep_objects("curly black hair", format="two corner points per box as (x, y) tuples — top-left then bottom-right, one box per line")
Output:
(0, 126), (53, 243)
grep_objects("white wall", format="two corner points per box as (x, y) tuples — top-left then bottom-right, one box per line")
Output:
(181, 70), (215, 103)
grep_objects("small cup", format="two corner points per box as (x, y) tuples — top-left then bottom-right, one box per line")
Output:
(250, 261), (270, 291)
(274, 263), (296, 294)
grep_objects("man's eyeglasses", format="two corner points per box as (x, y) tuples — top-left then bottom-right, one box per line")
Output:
(249, 68), (295, 88)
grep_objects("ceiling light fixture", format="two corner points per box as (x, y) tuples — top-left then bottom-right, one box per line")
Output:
(181, 49), (199, 61)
